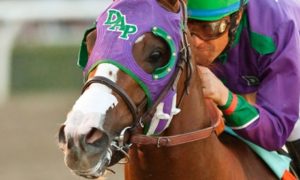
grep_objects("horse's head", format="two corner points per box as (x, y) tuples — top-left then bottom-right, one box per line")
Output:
(58, 0), (189, 178)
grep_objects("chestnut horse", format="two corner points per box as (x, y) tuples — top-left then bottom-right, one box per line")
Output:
(58, 0), (277, 179)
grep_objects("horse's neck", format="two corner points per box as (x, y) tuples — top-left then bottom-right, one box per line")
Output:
(125, 72), (246, 180)
(164, 71), (226, 160)
(164, 68), (212, 134)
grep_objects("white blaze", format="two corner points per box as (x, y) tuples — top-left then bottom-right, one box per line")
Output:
(64, 63), (120, 136)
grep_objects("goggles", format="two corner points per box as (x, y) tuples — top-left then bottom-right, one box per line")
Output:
(188, 18), (230, 41)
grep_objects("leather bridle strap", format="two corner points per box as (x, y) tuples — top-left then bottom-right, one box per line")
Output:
(130, 100), (224, 147)
(81, 76), (139, 122)
(137, 0), (192, 127)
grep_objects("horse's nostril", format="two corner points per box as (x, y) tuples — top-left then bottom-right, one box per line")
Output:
(58, 125), (68, 151)
(58, 125), (66, 144)
(86, 128), (104, 145)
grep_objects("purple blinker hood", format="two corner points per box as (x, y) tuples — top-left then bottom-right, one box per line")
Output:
(83, 0), (183, 134)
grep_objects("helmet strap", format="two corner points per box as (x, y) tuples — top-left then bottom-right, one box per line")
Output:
(228, 11), (240, 47)
(222, 0), (245, 53)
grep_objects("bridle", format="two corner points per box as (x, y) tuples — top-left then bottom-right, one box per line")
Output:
(81, 0), (223, 166)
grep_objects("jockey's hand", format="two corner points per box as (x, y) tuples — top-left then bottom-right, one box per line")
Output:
(197, 66), (229, 106)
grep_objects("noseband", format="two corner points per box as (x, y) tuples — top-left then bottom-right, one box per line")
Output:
(81, 76), (144, 123)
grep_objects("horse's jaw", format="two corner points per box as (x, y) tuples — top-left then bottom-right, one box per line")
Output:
(64, 145), (112, 179)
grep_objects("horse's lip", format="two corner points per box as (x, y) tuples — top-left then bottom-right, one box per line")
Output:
(73, 160), (106, 179)
(72, 150), (112, 179)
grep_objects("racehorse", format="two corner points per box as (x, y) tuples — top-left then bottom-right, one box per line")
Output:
(58, 0), (277, 179)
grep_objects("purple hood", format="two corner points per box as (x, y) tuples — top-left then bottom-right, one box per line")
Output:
(83, 0), (183, 134)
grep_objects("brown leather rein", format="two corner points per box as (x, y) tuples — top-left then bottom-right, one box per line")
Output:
(131, 100), (224, 147)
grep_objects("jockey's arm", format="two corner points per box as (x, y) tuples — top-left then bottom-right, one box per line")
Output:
(197, 22), (300, 151)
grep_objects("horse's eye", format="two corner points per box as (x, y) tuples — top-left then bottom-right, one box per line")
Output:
(149, 50), (163, 63)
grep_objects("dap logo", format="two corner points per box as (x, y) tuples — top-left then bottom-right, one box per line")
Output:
(104, 9), (138, 40)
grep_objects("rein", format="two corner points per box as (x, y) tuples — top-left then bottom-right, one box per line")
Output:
(131, 100), (224, 147)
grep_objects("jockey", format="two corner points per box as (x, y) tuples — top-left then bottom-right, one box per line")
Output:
(187, 0), (300, 174)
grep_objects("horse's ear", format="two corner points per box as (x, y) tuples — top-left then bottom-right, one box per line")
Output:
(157, 0), (180, 13)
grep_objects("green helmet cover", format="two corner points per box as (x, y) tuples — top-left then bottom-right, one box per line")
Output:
(188, 0), (248, 21)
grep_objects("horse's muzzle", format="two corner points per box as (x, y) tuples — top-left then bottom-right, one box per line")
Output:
(58, 125), (112, 178)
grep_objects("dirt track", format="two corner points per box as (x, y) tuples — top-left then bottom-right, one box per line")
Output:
(0, 92), (123, 180)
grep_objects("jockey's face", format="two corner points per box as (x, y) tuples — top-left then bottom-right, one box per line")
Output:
(187, 10), (243, 66)
(188, 17), (230, 66)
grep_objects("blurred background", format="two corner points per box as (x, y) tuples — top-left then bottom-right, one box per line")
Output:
(0, 0), (123, 179)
